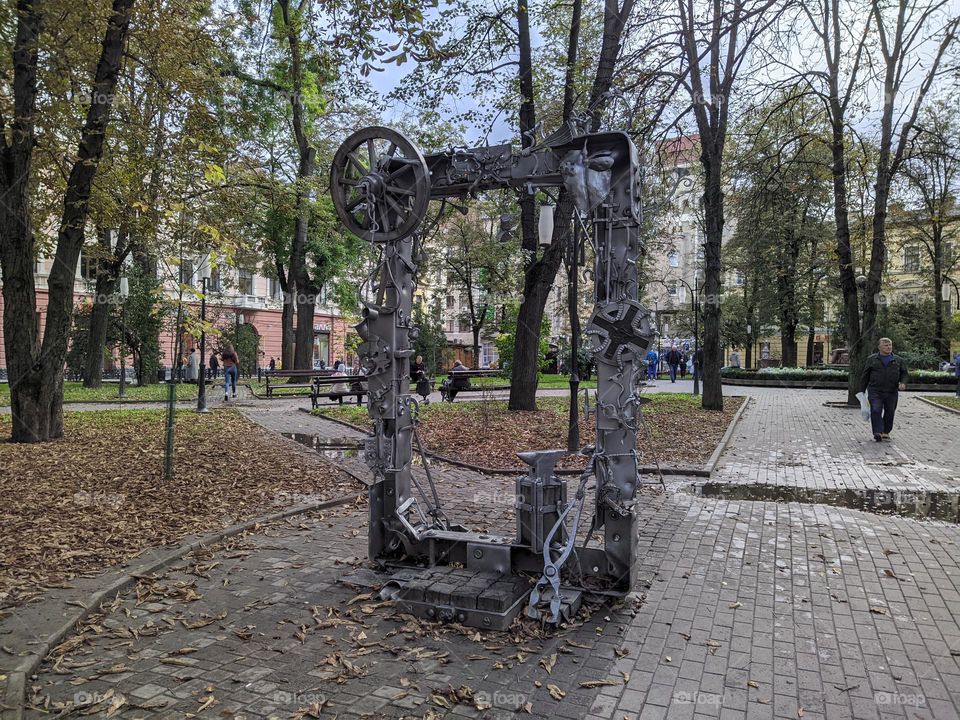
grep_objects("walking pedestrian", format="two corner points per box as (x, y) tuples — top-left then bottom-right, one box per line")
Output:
(694, 347), (704, 381)
(209, 352), (219, 379)
(954, 350), (960, 397)
(186, 347), (199, 383)
(729, 350), (741, 368)
(269, 357), (276, 372)
(221, 344), (240, 401)
(645, 348), (659, 382)
(860, 337), (908, 442)
(679, 351), (687, 379)
(666, 345), (681, 383)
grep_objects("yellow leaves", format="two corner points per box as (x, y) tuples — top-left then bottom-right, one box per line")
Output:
(547, 684), (565, 700)
(539, 653), (556, 674)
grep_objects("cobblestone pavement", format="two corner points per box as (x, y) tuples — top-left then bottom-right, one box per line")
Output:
(704, 387), (960, 493)
(8, 384), (960, 719)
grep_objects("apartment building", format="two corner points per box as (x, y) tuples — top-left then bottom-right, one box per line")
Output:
(0, 253), (349, 374)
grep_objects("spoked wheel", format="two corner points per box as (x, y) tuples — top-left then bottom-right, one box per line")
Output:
(330, 126), (430, 243)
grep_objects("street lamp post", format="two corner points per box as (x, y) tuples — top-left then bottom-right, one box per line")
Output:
(197, 260), (211, 413)
(118, 276), (129, 398)
(675, 276), (701, 395)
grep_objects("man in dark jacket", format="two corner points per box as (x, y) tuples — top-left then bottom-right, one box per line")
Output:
(860, 337), (908, 442)
(666, 346), (682, 383)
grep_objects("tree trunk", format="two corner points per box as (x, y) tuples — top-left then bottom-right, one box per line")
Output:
(777, 221), (801, 368)
(279, 0), (316, 371)
(827, 108), (862, 404)
(1, 0), (134, 442)
(509, 240), (565, 410)
(294, 282), (319, 369)
(84, 226), (131, 387)
(700, 158), (724, 410)
(84, 273), (118, 387)
(0, 2), (42, 443)
(277, 260), (294, 369)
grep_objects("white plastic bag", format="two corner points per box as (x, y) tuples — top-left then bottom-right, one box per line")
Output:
(856, 391), (870, 421)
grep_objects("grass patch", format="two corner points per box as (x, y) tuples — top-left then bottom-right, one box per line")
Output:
(315, 393), (743, 470)
(0, 381), (198, 405)
(0, 409), (360, 608)
(923, 396), (960, 411)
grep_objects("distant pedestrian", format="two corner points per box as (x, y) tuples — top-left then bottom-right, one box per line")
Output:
(679, 351), (688, 379)
(269, 356), (276, 372)
(860, 337), (908, 442)
(666, 345), (681, 383)
(729, 350), (741, 368)
(954, 351), (960, 397)
(186, 347), (199, 383)
(694, 347), (704, 381)
(334, 358), (346, 372)
(209, 352), (219, 379)
(221, 344), (240, 401)
(645, 348), (659, 382)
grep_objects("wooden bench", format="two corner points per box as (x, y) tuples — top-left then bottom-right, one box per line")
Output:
(311, 375), (368, 408)
(439, 369), (510, 402)
(264, 369), (322, 397)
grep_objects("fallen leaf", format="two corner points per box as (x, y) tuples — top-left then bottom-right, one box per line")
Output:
(547, 684), (565, 700)
(540, 653), (557, 674)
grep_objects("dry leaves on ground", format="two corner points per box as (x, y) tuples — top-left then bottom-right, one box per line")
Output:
(0, 409), (360, 608)
(324, 394), (744, 471)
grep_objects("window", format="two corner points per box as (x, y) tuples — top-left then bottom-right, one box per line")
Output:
(668, 283), (679, 297)
(238, 270), (254, 295)
(79, 248), (97, 281)
(944, 242), (954, 265)
(35, 256), (43, 274)
(735, 270), (745, 286)
(446, 295), (455, 309)
(269, 277), (283, 300)
(460, 293), (469, 308)
(446, 317), (455, 332)
(903, 245), (920, 272)
(209, 267), (222, 292)
(181, 259), (195, 284)
(459, 317), (470, 333)
(669, 251), (680, 268)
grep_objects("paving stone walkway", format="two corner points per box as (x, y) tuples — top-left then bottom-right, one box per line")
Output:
(5, 384), (960, 719)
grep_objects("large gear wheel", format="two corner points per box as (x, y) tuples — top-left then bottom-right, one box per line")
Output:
(330, 127), (430, 243)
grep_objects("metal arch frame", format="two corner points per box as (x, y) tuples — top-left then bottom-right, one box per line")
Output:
(330, 124), (656, 625)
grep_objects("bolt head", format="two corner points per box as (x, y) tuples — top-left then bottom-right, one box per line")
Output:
(473, 549), (483, 559)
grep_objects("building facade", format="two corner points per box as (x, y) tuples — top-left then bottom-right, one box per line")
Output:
(0, 254), (349, 375)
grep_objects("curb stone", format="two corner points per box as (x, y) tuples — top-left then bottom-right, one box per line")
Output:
(0, 493), (361, 720)
(916, 395), (960, 416)
(703, 395), (752, 474)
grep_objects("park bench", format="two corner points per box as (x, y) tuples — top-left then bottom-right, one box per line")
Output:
(439, 368), (510, 402)
(311, 375), (367, 408)
(264, 369), (321, 397)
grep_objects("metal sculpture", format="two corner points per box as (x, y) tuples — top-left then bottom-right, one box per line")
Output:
(330, 123), (655, 629)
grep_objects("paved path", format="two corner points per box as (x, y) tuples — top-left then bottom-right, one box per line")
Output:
(5, 381), (960, 719)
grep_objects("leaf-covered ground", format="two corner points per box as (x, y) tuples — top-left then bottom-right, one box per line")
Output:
(0, 410), (360, 609)
(0, 381), (197, 405)
(317, 394), (745, 471)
